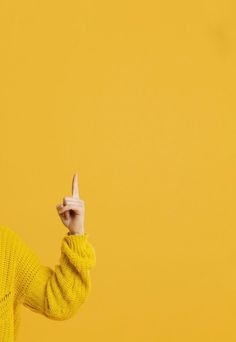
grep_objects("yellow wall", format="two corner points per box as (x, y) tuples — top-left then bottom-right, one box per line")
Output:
(0, 1), (236, 341)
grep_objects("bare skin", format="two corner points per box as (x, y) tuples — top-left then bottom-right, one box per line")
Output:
(56, 173), (85, 235)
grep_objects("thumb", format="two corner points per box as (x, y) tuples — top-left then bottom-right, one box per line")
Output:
(64, 211), (70, 220)
(56, 204), (70, 221)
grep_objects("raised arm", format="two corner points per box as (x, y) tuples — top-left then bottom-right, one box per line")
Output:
(15, 172), (96, 320)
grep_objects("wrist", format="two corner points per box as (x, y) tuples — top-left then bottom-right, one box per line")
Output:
(67, 230), (84, 236)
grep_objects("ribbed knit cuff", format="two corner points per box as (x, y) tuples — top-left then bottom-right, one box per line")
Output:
(62, 232), (96, 269)
(64, 232), (89, 255)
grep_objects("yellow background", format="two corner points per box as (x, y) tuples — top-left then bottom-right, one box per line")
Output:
(0, 1), (236, 341)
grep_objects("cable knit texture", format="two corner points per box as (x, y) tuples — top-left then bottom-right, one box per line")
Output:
(0, 224), (96, 341)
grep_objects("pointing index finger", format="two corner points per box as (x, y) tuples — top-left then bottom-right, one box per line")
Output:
(72, 173), (79, 199)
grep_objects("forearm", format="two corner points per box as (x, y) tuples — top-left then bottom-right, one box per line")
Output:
(17, 232), (96, 320)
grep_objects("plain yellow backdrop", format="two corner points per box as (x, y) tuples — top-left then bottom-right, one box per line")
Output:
(0, 0), (236, 341)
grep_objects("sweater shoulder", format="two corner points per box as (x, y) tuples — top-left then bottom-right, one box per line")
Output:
(0, 224), (14, 235)
(0, 224), (31, 255)
(0, 224), (18, 243)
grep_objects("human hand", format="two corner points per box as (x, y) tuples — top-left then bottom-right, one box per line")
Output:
(56, 173), (85, 235)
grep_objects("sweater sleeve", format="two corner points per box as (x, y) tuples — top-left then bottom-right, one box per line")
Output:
(15, 232), (96, 320)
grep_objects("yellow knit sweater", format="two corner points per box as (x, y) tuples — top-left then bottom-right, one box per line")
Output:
(0, 224), (96, 341)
